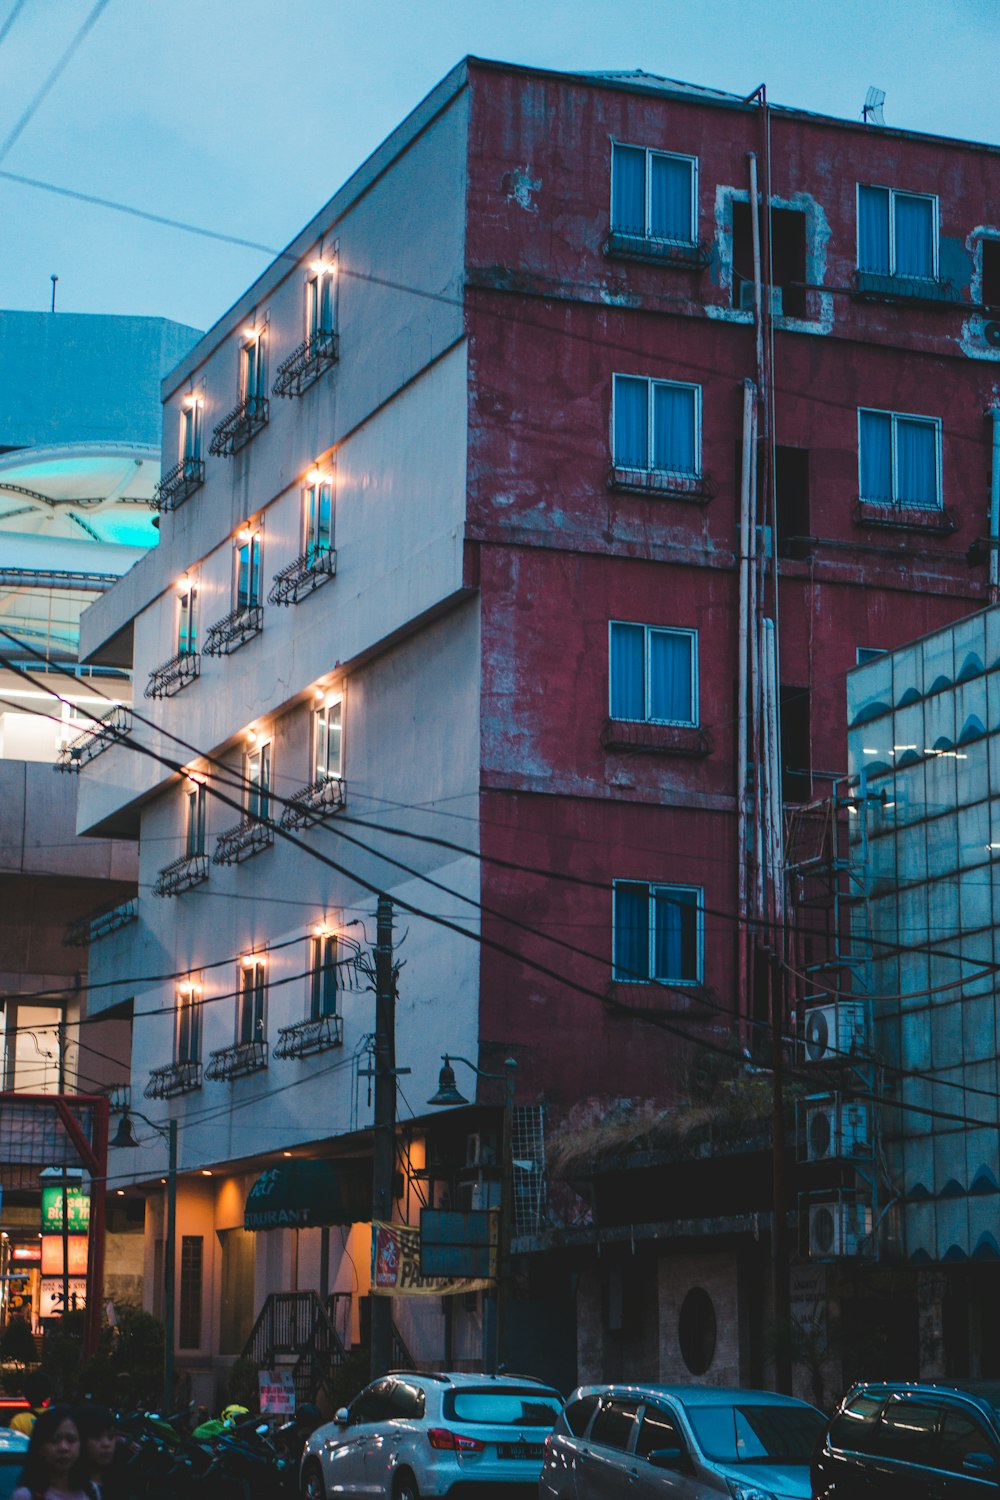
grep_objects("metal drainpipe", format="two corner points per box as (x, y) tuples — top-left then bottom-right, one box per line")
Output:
(738, 380), (757, 1036)
(989, 407), (1000, 604)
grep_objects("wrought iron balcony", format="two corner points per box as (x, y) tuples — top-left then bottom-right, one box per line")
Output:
(209, 394), (269, 457)
(152, 457), (205, 512)
(273, 1013), (343, 1060)
(64, 898), (138, 948)
(145, 1059), (202, 1099)
(145, 649), (200, 699)
(608, 466), (716, 502)
(153, 853), (209, 897)
(203, 603), (263, 656)
(205, 1039), (268, 1081)
(213, 816), (273, 865)
(279, 775), (346, 830)
(852, 270), (961, 307)
(272, 328), (340, 398)
(268, 547), (337, 606)
(603, 229), (710, 270)
(56, 705), (132, 771)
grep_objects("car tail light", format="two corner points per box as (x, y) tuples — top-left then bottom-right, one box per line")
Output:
(427, 1428), (485, 1453)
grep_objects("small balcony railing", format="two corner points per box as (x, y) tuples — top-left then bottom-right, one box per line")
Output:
(603, 228), (710, 270)
(607, 466), (716, 502)
(205, 1039), (268, 1081)
(273, 1013), (344, 1060)
(145, 649), (200, 699)
(203, 603), (263, 656)
(152, 457), (205, 512)
(268, 547), (337, 606)
(852, 270), (961, 307)
(272, 329), (340, 398)
(56, 705), (132, 771)
(64, 898), (138, 948)
(279, 775), (346, 830)
(209, 394), (269, 457)
(213, 816), (273, 865)
(145, 1059), (202, 1099)
(153, 853), (209, 897)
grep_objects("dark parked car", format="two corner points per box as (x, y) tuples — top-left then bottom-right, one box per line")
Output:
(541, 1383), (825, 1500)
(813, 1381), (1000, 1498)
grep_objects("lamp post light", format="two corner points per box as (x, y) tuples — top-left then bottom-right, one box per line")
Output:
(428, 1054), (516, 1373)
(110, 1110), (177, 1413)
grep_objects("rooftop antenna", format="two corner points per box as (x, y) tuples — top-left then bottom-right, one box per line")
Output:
(862, 87), (885, 125)
(50, 273), (58, 312)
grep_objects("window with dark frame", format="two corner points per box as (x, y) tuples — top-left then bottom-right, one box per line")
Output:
(236, 532), (262, 610)
(310, 934), (338, 1020)
(241, 332), (267, 402)
(305, 477), (334, 563)
(314, 700), (342, 783)
(175, 982), (201, 1065)
(246, 742), (271, 821)
(307, 264), (335, 335)
(181, 399), (203, 464)
(184, 780), (206, 857)
(178, 1235), (203, 1349)
(237, 958), (267, 1045)
(178, 586), (198, 656)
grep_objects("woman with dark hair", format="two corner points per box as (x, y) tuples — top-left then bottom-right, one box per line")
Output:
(74, 1406), (126, 1500)
(10, 1406), (90, 1500)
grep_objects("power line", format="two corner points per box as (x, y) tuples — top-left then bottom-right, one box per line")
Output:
(0, 0), (114, 167)
(0, 0), (28, 54)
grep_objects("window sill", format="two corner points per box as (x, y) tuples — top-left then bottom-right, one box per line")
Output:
(212, 817), (274, 865)
(853, 499), (956, 534)
(153, 853), (209, 896)
(145, 1060), (202, 1099)
(852, 271), (961, 308)
(602, 719), (713, 757)
(205, 1040), (268, 1082)
(606, 981), (715, 1018)
(603, 231), (709, 270)
(145, 650), (200, 699)
(608, 466), (715, 502)
(203, 603), (263, 656)
(273, 1013), (343, 1060)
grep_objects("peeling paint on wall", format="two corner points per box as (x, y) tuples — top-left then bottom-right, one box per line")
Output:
(706, 185), (834, 335)
(958, 225), (1000, 361)
(502, 164), (541, 213)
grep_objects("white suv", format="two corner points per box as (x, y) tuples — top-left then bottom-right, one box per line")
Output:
(300, 1370), (563, 1500)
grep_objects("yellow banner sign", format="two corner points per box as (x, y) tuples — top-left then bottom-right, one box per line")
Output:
(370, 1221), (494, 1296)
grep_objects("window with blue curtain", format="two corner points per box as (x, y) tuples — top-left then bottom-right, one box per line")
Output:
(612, 145), (695, 242)
(612, 144), (646, 234)
(613, 882), (701, 983)
(859, 408), (940, 510)
(610, 622), (696, 724)
(614, 376), (699, 473)
(858, 185), (936, 278)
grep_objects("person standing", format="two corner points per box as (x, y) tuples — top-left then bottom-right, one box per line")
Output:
(10, 1406), (90, 1500)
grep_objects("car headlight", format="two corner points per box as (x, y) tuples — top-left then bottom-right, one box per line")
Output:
(727, 1482), (776, 1500)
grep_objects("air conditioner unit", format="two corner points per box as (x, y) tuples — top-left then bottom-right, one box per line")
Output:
(801, 1001), (867, 1065)
(738, 281), (783, 317)
(465, 1132), (497, 1169)
(805, 1096), (872, 1162)
(808, 1198), (872, 1258)
(457, 1173), (502, 1213)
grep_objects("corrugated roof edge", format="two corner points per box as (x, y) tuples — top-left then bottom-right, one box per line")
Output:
(161, 57), (472, 401)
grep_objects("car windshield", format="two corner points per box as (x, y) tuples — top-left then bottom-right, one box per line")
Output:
(686, 1403), (825, 1464)
(445, 1389), (563, 1426)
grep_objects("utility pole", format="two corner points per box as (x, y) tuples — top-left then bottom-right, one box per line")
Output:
(495, 1058), (517, 1373)
(369, 896), (396, 1380)
(163, 1118), (177, 1413)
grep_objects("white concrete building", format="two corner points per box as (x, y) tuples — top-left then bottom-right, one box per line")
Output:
(76, 70), (482, 1397)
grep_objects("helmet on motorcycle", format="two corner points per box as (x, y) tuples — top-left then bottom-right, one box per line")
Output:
(221, 1405), (250, 1423)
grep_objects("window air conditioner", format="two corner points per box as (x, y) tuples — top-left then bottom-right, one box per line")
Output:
(465, 1132), (497, 1169)
(805, 1096), (872, 1162)
(457, 1173), (502, 1213)
(738, 281), (783, 317)
(801, 1001), (867, 1065)
(808, 1198), (872, 1258)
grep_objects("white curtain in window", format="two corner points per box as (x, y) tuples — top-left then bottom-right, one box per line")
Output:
(653, 384), (696, 473)
(858, 186), (890, 274)
(610, 623), (645, 720)
(894, 196), (933, 278)
(650, 155), (692, 242)
(859, 411), (892, 502)
(896, 418), (937, 508)
(612, 145), (646, 233)
(614, 376), (648, 467)
(649, 631), (693, 723)
(614, 883), (649, 981)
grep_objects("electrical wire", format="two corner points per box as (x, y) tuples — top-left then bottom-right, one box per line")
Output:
(0, 0), (114, 166)
(0, 0), (28, 53)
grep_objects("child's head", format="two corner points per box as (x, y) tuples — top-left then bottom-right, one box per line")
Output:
(21, 1405), (82, 1489)
(75, 1404), (117, 1472)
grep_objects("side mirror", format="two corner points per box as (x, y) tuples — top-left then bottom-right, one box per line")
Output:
(963, 1452), (997, 1475)
(335, 1408), (350, 1426)
(256, 1423), (269, 1437)
(647, 1447), (683, 1470)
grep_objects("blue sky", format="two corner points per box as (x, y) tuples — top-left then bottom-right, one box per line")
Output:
(2, 0), (997, 333)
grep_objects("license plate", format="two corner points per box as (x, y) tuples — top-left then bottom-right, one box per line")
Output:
(497, 1443), (543, 1461)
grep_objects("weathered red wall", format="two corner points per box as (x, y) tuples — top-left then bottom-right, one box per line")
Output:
(463, 62), (999, 1106)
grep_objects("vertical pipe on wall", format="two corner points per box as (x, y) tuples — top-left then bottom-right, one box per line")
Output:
(738, 380), (758, 1029)
(763, 619), (784, 924)
(748, 153), (765, 388)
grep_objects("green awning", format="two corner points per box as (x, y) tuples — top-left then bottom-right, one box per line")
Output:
(244, 1160), (369, 1232)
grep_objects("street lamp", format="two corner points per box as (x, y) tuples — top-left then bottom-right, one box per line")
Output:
(111, 1109), (177, 1414)
(428, 1055), (516, 1373)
